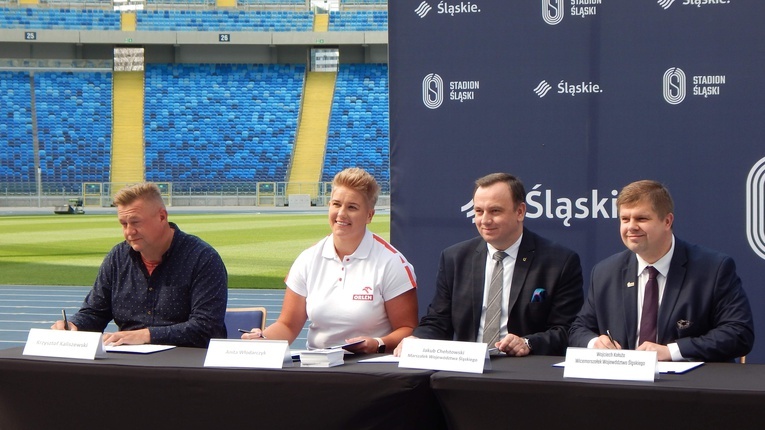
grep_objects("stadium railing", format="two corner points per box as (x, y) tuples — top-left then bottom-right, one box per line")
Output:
(0, 181), (391, 208)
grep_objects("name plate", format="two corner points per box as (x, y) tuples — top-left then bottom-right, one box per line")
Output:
(563, 347), (658, 382)
(398, 338), (488, 374)
(204, 339), (292, 369)
(23, 328), (105, 360)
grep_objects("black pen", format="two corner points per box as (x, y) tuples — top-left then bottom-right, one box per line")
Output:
(62, 309), (69, 331)
(606, 329), (616, 348)
(238, 329), (266, 339)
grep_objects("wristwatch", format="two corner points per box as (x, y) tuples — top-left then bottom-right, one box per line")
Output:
(523, 337), (533, 352)
(374, 337), (386, 353)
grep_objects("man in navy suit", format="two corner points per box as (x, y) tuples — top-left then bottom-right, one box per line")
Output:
(396, 173), (583, 356)
(569, 180), (754, 362)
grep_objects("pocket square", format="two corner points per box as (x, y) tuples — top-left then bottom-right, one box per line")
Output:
(677, 319), (692, 330)
(531, 288), (546, 302)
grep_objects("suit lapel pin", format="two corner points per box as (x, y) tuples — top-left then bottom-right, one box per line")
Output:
(626, 281), (635, 287)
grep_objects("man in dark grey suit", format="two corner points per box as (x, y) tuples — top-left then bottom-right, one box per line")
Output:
(569, 180), (754, 362)
(396, 173), (583, 356)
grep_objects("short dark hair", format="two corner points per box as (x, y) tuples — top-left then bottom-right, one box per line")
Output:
(474, 173), (526, 205)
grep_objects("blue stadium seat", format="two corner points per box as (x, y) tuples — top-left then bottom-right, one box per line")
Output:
(1, 61), (391, 193)
(0, 72), (35, 183)
(323, 64), (389, 190)
(144, 64), (306, 184)
(328, 11), (388, 31)
(0, 8), (120, 30)
(34, 72), (112, 192)
(136, 10), (314, 32)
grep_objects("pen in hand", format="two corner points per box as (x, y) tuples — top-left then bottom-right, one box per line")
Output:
(606, 329), (616, 348)
(238, 329), (266, 339)
(62, 309), (70, 331)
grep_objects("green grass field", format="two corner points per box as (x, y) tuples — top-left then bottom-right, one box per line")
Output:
(0, 212), (390, 288)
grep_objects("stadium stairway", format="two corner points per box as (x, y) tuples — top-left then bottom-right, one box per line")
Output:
(314, 12), (329, 32)
(287, 71), (336, 199)
(121, 12), (137, 31)
(111, 72), (145, 188)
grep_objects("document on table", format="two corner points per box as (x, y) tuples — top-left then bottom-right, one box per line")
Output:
(658, 361), (704, 374)
(553, 361), (704, 374)
(104, 344), (176, 354)
(357, 354), (399, 364)
(288, 341), (365, 361)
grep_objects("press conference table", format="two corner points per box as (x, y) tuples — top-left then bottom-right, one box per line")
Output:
(430, 356), (765, 430)
(0, 346), (445, 430)
(2, 349), (765, 430)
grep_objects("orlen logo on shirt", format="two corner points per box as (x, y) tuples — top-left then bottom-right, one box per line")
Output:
(353, 287), (374, 301)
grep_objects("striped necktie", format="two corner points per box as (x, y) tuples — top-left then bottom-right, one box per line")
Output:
(483, 251), (507, 346)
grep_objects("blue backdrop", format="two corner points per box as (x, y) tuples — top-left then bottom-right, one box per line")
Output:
(389, 0), (765, 362)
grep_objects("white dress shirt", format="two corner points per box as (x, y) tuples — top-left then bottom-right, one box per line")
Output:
(477, 234), (522, 343)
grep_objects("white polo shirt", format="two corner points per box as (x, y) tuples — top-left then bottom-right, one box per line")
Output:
(286, 229), (417, 349)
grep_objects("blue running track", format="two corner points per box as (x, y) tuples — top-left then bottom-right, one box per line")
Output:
(0, 285), (306, 350)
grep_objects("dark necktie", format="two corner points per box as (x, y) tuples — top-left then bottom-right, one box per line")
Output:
(483, 251), (507, 346)
(638, 266), (659, 344)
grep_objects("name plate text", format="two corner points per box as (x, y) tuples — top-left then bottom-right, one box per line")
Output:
(23, 328), (105, 360)
(204, 339), (291, 369)
(563, 347), (658, 382)
(398, 338), (488, 373)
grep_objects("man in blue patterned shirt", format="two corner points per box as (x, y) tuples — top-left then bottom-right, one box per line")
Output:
(51, 183), (228, 347)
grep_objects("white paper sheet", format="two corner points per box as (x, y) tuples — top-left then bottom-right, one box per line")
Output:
(104, 344), (176, 354)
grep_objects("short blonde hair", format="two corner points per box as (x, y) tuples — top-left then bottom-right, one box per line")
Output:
(332, 168), (380, 208)
(617, 180), (674, 219)
(113, 183), (165, 208)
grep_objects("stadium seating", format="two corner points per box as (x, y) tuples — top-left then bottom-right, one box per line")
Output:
(1, 63), (391, 191)
(0, 7), (389, 32)
(0, 72), (35, 184)
(0, 71), (112, 190)
(342, 0), (387, 4)
(328, 11), (387, 31)
(39, 0), (110, 5)
(323, 64), (389, 189)
(143, 63), (305, 185)
(0, 8), (120, 30)
(135, 10), (314, 32)
(35, 72), (113, 192)
(145, 0), (213, 6)
(238, 0), (305, 5)
(0, 0), (390, 191)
